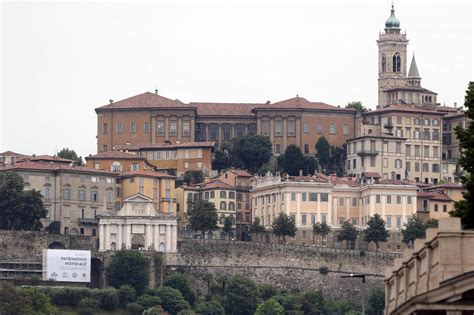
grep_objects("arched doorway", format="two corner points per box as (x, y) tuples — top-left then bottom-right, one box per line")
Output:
(90, 258), (103, 289)
(131, 234), (145, 250)
(159, 243), (166, 252)
(48, 241), (66, 249)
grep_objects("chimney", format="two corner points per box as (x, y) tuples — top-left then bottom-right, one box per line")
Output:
(454, 102), (457, 108)
(266, 100), (271, 105)
(109, 99), (113, 104)
(155, 89), (158, 95)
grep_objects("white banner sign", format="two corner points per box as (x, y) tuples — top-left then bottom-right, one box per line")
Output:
(43, 249), (91, 282)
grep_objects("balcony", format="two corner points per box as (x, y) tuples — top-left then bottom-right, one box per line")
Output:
(357, 150), (378, 157)
(78, 218), (98, 225)
(384, 123), (394, 130)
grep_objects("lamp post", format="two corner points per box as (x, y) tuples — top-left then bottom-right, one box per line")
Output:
(341, 273), (366, 314)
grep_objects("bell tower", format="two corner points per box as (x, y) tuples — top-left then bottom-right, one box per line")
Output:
(377, 4), (409, 108)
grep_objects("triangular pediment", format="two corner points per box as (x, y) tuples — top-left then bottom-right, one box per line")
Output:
(124, 194), (153, 203)
(117, 194), (158, 217)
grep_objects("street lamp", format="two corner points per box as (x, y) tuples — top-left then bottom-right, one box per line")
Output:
(341, 273), (366, 314)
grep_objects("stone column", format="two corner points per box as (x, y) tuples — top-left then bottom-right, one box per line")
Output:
(165, 116), (169, 141)
(154, 225), (159, 250)
(256, 117), (261, 134)
(296, 192), (301, 227)
(283, 118), (288, 151)
(218, 124), (222, 148)
(117, 224), (122, 251)
(333, 197), (338, 226)
(125, 224), (131, 249)
(402, 196), (407, 224)
(345, 198), (350, 220)
(151, 116), (157, 143)
(317, 195), (321, 223)
(286, 192), (291, 216)
(327, 194), (332, 225)
(146, 224), (153, 250)
(171, 225), (177, 252)
(296, 117), (301, 148)
(166, 224), (172, 252)
(190, 116), (195, 141)
(177, 116), (182, 142)
(358, 198), (362, 227)
(99, 224), (105, 251)
(104, 224), (110, 251)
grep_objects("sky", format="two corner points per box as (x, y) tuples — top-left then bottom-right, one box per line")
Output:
(1, 0), (472, 158)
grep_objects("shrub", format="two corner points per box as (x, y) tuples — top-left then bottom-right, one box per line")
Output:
(164, 273), (197, 306)
(177, 310), (195, 315)
(126, 302), (145, 315)
(118, 285), (137, 307)
(360, 250), (366, 257)
(156, 286), (191, 315)
(137, 294), (162, 309)
(143, 306), (167, 314)
(195, 299), (225, 315)
(19, 287), (57, 315)
(77, 297), (99, 315)
(225, 275), (259, 315)
(0, 282), (33, 315)
(96, 288), (118, 310)
(319, 266), (329, 275)
(300, 290), (325, 314)
(44, 288), (91, 307)
(258, 284), (279, 301)
(255, 298), (284, 315)
(106, 250), (150, 294)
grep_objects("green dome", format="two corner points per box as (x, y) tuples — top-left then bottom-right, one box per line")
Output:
(385, 5), (400, 29)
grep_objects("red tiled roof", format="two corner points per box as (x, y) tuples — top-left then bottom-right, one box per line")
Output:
(200, 179), (235, 190)
(417, 191), (453, 202)
(288, 173), (330, 183)
(86, 151), (145, 160)
(114, 142), (215, 151)
(229, 169), (253, 177)
(368, 104), (445, 115)
(119, 170), (175, 179)
(0, 161), (116, 175)
(425, 182), (464, 190)
(0, 151), (31, 158)
(382, 86), (437, 95)
(377, 179), (415, 185)
(362, 172), (381, 178)
(330, 176), (360, 187)
(191, 102), (261, 116)
(18, 155), (75, 164)
(253, 97), (356, 113)
(95, 92), (192, 111)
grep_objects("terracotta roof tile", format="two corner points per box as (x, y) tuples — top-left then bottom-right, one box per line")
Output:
(229, 169), (253, 177)
(362, 172), (381, 178)
(86, 151), (145, 160)
(0, 161), (116, 175)
(95, 92), (192, 111)
(254, 97), (355, 112)
(417, 191), (453, 202)
(369, 104), (445, 115)
(119, 170), (175, 179)
(191, 102), (261, 116)
(377, 178), (415, 185)
(18, 155), (74, 164)
(114, 142), (215, 151)
(426, 182), (464, 190)
(0, 151), (31, 158)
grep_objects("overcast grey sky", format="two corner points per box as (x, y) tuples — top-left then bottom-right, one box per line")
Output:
(1, 0), (472, 158)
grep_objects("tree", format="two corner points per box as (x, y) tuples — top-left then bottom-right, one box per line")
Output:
(238, 134), (273, 173)
(425, 218), (439, 228)
(256, 298), (285, 315)
(346, 101), (368, 113)
(0, 172), (47, 230)
(401, 215), (426, 246)
(223, 216), (234, 239)
(155, 287), (191, 315)
(164, 273), (197, 307)
(272, 294), (302, 314)
(118, 285), (136, 307)
(338, 220), (358, 248)
(368, 287), (385, 315)
(312, 222), (331, 245)
(315, 136), (331, 171)
(364, 214), (389, 250)
(188, 200), (218, 238)
(19, 287), (57, 315)
(0, 283), (33, 315)
(195, 299), (225, 315)
(56, 147), (84, 166)
(451, 82), (474, 228)
(225, 275), (259, 315)
(278, 145), (306, 176)
(212, 151), (231, 172)
(183, 170), (204, 185)
(330, 145), (347, 177)
(271, 213), (297, 243)
(300, 290), (325, 314)
(258, 284), (279, 301)
(250, 217), (266, 242)
(45, 221), (60, 234)
(106, 250), (150, 294)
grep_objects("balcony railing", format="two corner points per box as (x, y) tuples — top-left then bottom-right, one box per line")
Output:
(357, 150), (379, 156)
(78, 218), (98, 225)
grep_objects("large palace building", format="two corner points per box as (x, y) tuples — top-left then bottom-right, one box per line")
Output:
(95, 94), (357, 157)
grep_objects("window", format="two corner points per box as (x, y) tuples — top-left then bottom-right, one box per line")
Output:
(64, 227), (69, 235)
(434, 204), (438, 212)
(102, 145), (108, 152)
(220, 201), (226, 210)
(415, 162), (420, 172)
(381, 53), (386, 72)
(79, 188), (86, 201)
(144, 122), (150, 133)
(396, 128), (403, 137)
(383, 158), (388, 168)
(423, 129), (430, 140)
(303, 122), (310, 133)
(116, 122), (123, 133)
(210, 191), (215, 199)
(396, 216), (401, 228)
(387, 195), (392, 204)
(370, 156), (376, 167)
(229, 192), (235, 199)
(330, 124), (336, 135)
(352, 198), (357, 207)
(415, 145), (420, 158)
(209, 124), (218, 141)
(407, 196), (412, 204)
(63, 188), (71, 200)
(220, 214), (226, 224)
(274, 120), (282, 136)
(414, 129), (420, 139)
(262, 120), (270, 136)
(304, 144), (309, 154)
(392, 53), (401, 72)
(157, 121), (165, 136)
(288, 120), (296, 136)
(275, 144), (281, 154)
(320, 193), (328, 202)
(248, 123), (257, 134)
(433, 146), (439, 158)
(395, 159), (402, 169)
(316, 124), (323, 134)
(396, 143), (401, 154)
(43, 186), (51, 199)
(223, 124), (232, 141)
(103, 123), (108, 134)
(376, 194), (381, 204)
(291, 192), (296, 201)
(112, 162), (121, 172)
(107, 190), (113, 202)
(182, 121), (190, 136)
(406, 145), (411, 157)
(170, 121), (177, 136)
(343, 125), (349, 136)
(131, 163), (139, 171)
(443, 205), (447, 212)
(339, 197), (344, 206)
(406, 162), (411, 171)
(229, 202), (235, 210)
(423, 163), (429, 172)
(310, 193), (317, 201)
(386, 216), (392, 227)
(321, 214), (327, 223)
(424, 146), (430, 158)
(353, 159), (357, 169)
(433, 119), (439, 126)
(396, 195), (401, 204)
(311, 214), (316, 225)
(432, 164), (439, 173)
(130, 122), (136, 133)
(91, 191), (98, 202)
(220, 191), (227, 199)
(432, 129), (439, 141)
(302, 214), (307, 225)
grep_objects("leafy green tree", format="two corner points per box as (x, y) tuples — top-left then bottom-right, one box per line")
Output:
(137, 294), (161, 309)
(56, 147), (84, 165)
(273, 294), (302, 314)
(304, 156), (318, 176)
(183, 170), (204, 185)
(451, 82), (474, 228)
(250, 217), (266, 241)
(118, 285), (136, 307)
(195, 299), (225, 315)
(223, 216), (234, 239)
(401, 215), (426, 246)
(19, 287), (56, 315)
(368, 287), (385, 315)
(0, 172), (47, 230)
(106, 250), (150, 294)
(312, 222), (331, 245)
(0, 283), (33, 315)
(225, 275), (259, 315)
(256, 298), (285, 315)
(188, 200), (218, 238)
(425, 218), (439, 228)
(272, 213), (297, 243)
(300, 290), (325, 314)
(212, 151), (231, 172)
(330, 145), (347, 177)
(164, 273), (197, 307)
(315, 136), (331, 171)
(278, 145), (307, 176)
(364, 214), (389, 250)
(238, 134), (273, 173)
(45, 221), (60, 234)
(338, 220), (358, 248)
(78, 297), (99, 315)
(258, 284), (280, 301)
(346, 101), (368, 113)
(156, 287), (191, 315)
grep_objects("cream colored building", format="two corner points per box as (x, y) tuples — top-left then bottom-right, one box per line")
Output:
(250, 173), (417, 244)
(98, 194), (177, 252)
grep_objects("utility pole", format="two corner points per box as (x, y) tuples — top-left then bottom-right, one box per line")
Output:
(341, 273), (366, 314)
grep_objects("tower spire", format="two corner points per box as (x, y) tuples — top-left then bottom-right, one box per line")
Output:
(408, 53), (420, 78)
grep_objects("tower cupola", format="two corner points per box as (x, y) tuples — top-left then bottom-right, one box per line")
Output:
(385, 4), (401, 29)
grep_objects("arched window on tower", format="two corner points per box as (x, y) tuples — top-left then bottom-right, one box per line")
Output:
(392, 53), (401, 72)
(382, 54), (386, 72)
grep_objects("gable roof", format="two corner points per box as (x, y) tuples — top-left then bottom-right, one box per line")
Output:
(119, 170), (175, 179)
(253, 97), (356, 113)
(85, 151), (145, 160)
(114, 141), (215, 151)
(191, 102), (261, 116)
(95, 92), (192, 112)
(0, 161), (116, 175)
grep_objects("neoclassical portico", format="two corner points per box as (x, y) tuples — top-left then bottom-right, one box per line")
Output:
(98, 194), (177, 252)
